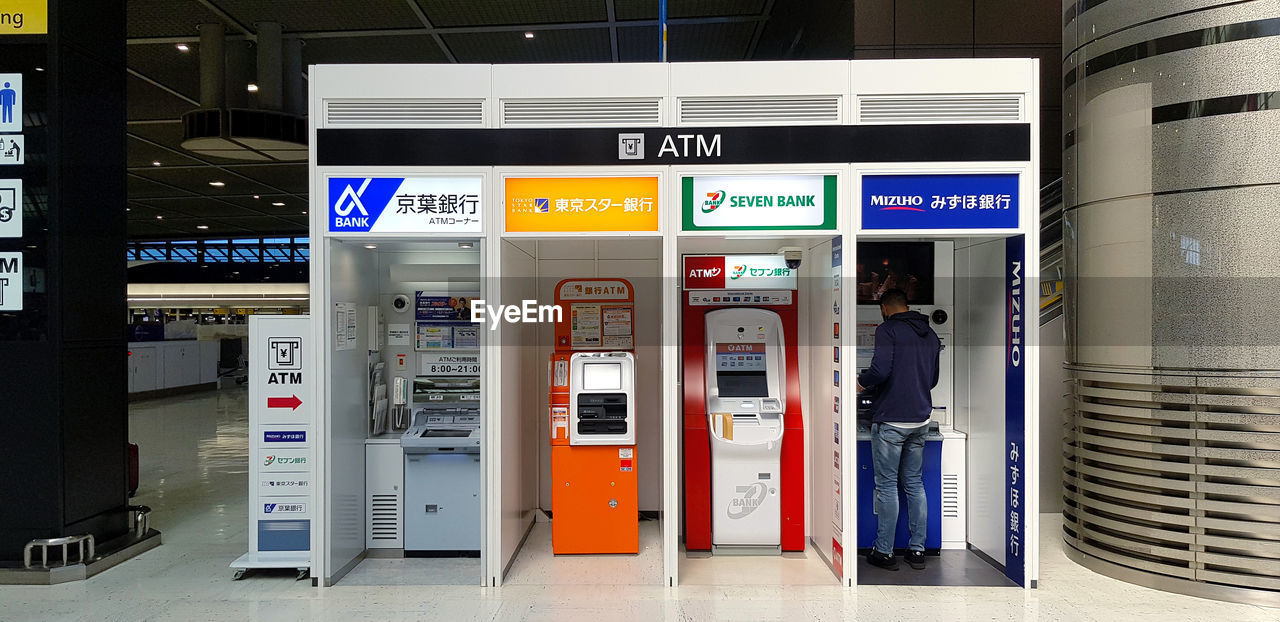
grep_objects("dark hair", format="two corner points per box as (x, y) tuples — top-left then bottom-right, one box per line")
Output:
(879, 288), (908, 309)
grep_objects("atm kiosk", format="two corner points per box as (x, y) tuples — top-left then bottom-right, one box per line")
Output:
(854, 241), (966, 553)
(705, 308), (786, 550)
(682, 256), (805, 553)
(548, 279), (639, 555)
(400, 389), (482, 555)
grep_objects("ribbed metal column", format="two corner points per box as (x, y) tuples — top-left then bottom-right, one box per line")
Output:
(1061, 0), (1280, 605)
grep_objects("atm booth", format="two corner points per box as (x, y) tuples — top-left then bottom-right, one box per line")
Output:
(306, 59), (1039, 590)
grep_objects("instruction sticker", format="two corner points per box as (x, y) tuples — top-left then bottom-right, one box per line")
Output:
(570, 303), (602, 348)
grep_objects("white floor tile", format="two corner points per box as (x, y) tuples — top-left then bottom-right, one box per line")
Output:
(1, 387), (1276, 621)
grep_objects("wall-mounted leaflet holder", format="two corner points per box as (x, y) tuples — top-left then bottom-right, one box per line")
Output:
(370, 360), (389, 436)
(392, 376), (409, 430)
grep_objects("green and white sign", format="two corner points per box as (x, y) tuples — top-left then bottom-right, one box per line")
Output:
(683, 174), (837, 231)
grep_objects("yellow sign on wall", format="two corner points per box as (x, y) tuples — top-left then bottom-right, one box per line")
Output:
(505, 176), (659, 233)
(0, 1), (47, 35)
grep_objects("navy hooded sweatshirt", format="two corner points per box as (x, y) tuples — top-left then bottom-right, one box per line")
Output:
(857, 310), (941, 424)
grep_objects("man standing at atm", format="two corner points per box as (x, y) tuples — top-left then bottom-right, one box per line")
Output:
(856, 288), (941, 571)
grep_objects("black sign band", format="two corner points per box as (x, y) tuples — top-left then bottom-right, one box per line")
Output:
(316, 124), (1031, 167)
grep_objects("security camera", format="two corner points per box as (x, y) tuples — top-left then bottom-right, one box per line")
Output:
(779, 247), (803, 270)
(392, 294), (411, 313)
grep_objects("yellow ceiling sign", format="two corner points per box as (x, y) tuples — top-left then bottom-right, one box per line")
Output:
(505, 176), (659, 233)
(0, 1), (46, 35)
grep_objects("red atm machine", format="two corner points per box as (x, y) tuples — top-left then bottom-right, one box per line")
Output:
(682, 255), (805, 552)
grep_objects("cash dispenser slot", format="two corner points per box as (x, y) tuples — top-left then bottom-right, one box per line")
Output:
(575, 392), (629, 435)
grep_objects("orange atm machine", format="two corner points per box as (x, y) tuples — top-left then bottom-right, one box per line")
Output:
(548, 278), (639, 554)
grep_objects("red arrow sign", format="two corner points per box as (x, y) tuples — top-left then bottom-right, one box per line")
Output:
(267, 395), (302, 411)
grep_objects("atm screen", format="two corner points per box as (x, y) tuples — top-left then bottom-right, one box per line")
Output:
(715, 344), (769, 397)
(856, 241), (934, 305)
(581, 362), (622, 391)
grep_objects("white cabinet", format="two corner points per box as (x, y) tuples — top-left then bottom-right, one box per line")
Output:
(129, 346), (158, 393)
(366, 441), (404, 550)
(129, 340), (221, 395)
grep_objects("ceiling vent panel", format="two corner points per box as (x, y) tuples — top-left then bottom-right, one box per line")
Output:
(324, 99), (485, 128)
(857, 94), (1023, 124)
(678, 96), (841, 126)
(500, 98), (661, 128)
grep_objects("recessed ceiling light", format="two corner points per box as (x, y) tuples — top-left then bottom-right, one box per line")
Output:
(364, 244), (377, 249)
(458, 242), (474, 249)
(25, 244), (36, 249)
(209, 181), (225, 187)
(247, 83), (259, 93)
(197, 225), (209, 230)
(253, 194), (261, 199)
(272, 201), (285, 206)
(156, 215), (163, 220)
(152, 161), (161, 166)
(524, 32), (535, 39)
(34, 67), (44, 72)
(301, 211), (307, 215)
(126, 207), (131, 212)
(176, 44), (190, 52)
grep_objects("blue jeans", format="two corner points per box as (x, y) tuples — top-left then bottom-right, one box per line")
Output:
(871, 422), (928, 555)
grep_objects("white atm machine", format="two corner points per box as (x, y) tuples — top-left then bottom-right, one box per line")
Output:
(705, 308), (785, 551)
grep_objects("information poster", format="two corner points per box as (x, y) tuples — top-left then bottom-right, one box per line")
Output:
(570, 303), (602, 348)
(601, 306), (634, 349)
(387, 323), (411, 346)
(334, 302), (357, 350)
(416, 324), (453, 350)
(453, 325), (479, 348)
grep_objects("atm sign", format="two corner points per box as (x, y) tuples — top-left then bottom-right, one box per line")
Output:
(683, 255), (796, 290)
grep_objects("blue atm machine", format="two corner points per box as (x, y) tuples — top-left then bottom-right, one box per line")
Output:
(854, 240), (965, 554)
(855, 421), (944, 552)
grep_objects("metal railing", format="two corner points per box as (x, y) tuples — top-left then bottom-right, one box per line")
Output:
(23, 534), (95, 569)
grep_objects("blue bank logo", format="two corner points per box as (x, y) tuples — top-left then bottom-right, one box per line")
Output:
(264, 430), (306, 443)
(328, 177), (405, 232)
(534, 198), (549, 213)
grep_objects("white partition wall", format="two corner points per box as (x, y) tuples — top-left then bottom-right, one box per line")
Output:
(308, 59), (1039, 589)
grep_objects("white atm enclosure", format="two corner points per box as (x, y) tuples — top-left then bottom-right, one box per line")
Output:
(568, 352), (636, 446)
(704, 308), (785, 550)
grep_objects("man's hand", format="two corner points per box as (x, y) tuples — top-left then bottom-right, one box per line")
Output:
(856, 382), (864, 392)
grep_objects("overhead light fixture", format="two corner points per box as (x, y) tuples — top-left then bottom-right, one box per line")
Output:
(272, 201), (285, 206)
(197, 225), (209, 230)
(126, 207), (131, 212)
(301, 211), (307, 215)
(176, 44), (189, 52)
(34, 67), (44, 72)
(458, 242), (474, 249)
(152, 161), (161, 166)
(524, 32), (535, 39)
(156, 215), (163, 220)
(209, 181), (225, 187)
(253, 195), (261, 199)
(247, 83), (259, 93)
(364, 244), (377, 250)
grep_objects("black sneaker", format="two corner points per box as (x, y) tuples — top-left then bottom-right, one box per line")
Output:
(905, 550), (926, 570)
(867, 550), (898, 571)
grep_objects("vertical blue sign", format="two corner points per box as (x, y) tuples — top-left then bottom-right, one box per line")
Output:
(1004, 234), (1026, 586)
(861, 173), (1020, 230)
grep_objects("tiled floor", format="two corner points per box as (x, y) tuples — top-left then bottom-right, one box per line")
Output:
(1, 387), (1278, 621)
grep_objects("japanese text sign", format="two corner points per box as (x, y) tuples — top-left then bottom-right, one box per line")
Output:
(328, 176), (483, 233)
(505, 176), (659, 233)
(861, 173), (1020, 230)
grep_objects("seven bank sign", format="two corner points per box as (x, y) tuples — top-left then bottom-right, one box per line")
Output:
(687, 174), (835, 231)
(329, 176), (483, 233)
